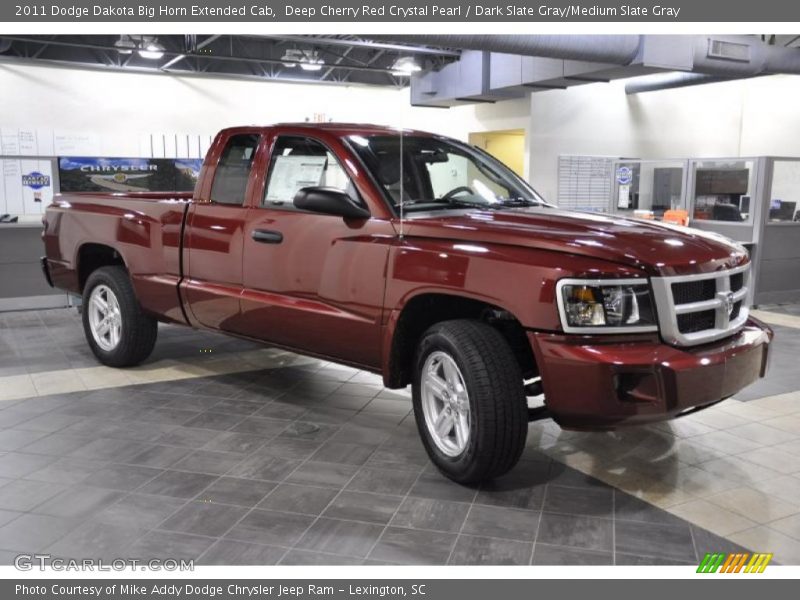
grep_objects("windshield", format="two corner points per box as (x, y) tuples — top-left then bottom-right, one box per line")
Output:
(347, 134), (549, 213)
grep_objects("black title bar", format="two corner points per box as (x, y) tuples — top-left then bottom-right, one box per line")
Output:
(2, 0), (800, 22)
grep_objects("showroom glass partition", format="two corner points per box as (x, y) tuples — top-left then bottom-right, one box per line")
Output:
(611, 159), (688, 217)
(752, 158), (800, 304)
(686, 158), (766, 306)
(603, 156), (800, 305)
(686, 157), (765, 245)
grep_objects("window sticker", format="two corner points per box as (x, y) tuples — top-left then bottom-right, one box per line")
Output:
(266, 155), (327, 201)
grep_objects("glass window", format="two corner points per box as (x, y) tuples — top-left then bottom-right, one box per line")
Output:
(691, 160), (755, 223)
(263, 136), (355, 208)
(613, 161), (685, 218)
(768, 160), (800, 223)
(347, 134), (547, 213)
(209, 133), (260, 205)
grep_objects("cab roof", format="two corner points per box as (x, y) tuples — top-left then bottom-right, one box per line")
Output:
(219, 123), (437, 138)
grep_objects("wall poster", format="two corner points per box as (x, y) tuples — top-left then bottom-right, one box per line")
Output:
(58, 157), (203, 193)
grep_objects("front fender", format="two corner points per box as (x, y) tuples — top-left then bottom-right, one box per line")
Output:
(379, 238), (647, 385)
(383, 238), (646, 330)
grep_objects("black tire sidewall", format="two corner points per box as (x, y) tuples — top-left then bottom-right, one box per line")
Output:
(81, 266), (154, 367)
(412, 329), (481, 479)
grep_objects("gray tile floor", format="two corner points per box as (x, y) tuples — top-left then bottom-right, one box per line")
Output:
(734, 323), (800, 400)
(0, 309), (262, 378)
(0, 309), (778, 565)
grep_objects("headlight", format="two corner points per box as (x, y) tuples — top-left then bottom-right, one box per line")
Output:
(556, 279), (658, 333)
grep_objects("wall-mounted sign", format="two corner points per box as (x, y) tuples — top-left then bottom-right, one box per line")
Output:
(58, 157), (202, 193)
(1, 160), (54, 215)
(617, 185), (631, 209)
(22, 171), (51, 190)
(616, 166), (633, 185)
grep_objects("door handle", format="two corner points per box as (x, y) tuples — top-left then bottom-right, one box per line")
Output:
(252, 229), (283, 244)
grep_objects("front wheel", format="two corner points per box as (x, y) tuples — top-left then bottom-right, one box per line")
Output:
(412, 320), (528, 484)
(82, 266), (158, 367)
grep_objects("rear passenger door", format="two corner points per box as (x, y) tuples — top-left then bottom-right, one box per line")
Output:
(237, 134), (393, 369)
(182, 133), (260, 330)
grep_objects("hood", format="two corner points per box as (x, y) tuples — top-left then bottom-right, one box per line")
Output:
(404, 207), (748, 276)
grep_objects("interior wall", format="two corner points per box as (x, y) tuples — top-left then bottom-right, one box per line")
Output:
(527, 74), (800, 202)
(469, 130), (526, 177)
(0, 62), (527, 160)
(9, 61), (798, 208)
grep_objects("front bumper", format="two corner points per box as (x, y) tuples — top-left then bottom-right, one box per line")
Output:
(529, 318), (773, 430)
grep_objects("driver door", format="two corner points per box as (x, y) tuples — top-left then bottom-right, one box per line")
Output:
(237, 133), (394, 369)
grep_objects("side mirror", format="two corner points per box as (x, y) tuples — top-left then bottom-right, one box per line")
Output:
(293, 187), (370, 220)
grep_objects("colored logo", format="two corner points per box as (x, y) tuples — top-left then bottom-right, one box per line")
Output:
(616, 166), (633, 185)
(697, 552), (773, 573)
(21, 172), (51, 190)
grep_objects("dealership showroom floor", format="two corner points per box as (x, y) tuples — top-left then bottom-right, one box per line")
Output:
(0, 307), (799, 566)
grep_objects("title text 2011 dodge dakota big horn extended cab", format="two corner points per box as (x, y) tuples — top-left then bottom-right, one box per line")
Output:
(42, 124), (773, 483)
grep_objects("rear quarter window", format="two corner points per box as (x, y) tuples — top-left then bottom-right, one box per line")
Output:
(210, 133), (260, 205)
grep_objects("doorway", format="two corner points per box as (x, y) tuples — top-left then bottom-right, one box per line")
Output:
(468, 129), (526, 178)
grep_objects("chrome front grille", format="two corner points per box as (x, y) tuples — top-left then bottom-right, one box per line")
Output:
(651, 264), (750, 346)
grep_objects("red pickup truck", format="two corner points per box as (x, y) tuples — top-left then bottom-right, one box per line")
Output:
(42, 124), (772, 483)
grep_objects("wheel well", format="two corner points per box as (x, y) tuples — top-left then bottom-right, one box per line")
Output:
(386, 293), (537, 388)
(77, 244), (125, 291)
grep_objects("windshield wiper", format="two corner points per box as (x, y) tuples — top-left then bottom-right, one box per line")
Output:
(496, 198), (539, 207)
(399, 197), (545, 212)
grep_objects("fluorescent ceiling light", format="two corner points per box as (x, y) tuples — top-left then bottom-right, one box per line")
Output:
(299, 49), (324, 71)
(300, 61), (324, 71)
(281, 48), (324, 71)
(390, 56), (422, 77)
(139, 37), (165, 60)
(281, 49), (300, 67)
(114, 35), (136, 55)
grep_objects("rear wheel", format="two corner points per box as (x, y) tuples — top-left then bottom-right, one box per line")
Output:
(82, 266), (157, 367)
(412, 319), (528, 484)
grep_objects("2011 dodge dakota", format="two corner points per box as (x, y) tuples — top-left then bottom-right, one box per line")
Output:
(41, 124), (772, 483)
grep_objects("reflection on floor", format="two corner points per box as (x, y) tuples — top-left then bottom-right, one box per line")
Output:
(0, 308), (798, 565)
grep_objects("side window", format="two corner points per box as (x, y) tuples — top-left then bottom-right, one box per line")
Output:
(209, 133), (260, 205)
(263, 136), (356, 208)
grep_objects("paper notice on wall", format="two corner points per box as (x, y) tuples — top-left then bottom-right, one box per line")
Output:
(198, 135), (213, 159)
(53, 132), (101, 156)
(617, 184), (631, 209)
(265, 155), (327, 202)
(18, 130), (38, 155)
(36, 129), (55, 156)
(150, 133), (166, 158)
(1, 131), (20, 156)
(176, 134), (190, 159)
(163, 133), (178, 159)
(138, 134), (154, 158)
(2, 159), (24, 215)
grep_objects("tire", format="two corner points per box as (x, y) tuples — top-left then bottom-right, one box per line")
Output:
(81, 265), (158, 367)
(412, 319), (528, 484)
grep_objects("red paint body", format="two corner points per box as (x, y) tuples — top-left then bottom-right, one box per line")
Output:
(42, 124), (772, 429)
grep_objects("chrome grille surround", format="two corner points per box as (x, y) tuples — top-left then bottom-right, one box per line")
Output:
(650, 263), (750, 347)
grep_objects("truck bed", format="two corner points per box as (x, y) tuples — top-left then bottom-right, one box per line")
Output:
(42, 191), (194, 324)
